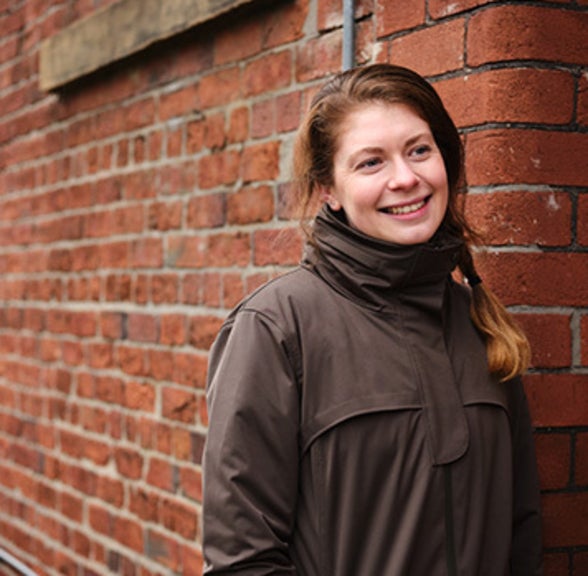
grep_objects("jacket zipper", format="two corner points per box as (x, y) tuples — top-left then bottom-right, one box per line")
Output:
(444, 466), (458, 576)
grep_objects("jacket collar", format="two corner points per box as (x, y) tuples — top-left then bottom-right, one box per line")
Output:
(303, 205), (463, 312)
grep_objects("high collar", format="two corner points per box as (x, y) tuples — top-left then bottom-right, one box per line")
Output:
(303, 205), (463, 312)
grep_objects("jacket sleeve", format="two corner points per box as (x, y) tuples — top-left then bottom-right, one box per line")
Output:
(202, 308), (300, 575)
(509, 379), (544, 576)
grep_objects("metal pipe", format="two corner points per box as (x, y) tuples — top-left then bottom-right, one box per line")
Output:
(0, 547), (39, 576)
(342, 0), (355, 70)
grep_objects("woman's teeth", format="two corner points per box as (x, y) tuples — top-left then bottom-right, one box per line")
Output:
(382, 199), (426, 215)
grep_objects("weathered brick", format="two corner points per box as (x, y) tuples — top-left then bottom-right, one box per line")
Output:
(199, 66), (241, 109)
(476, 251), (588, 307)
(515, 313), (572, 369)
(465, 130), (588, 187)
(436, 68), (575, 128)
(227, 185), (274, 225)
(389, 18), (464, 77)
(375, 0), (425, 36)
(241, 141), (280, 183)
(524, 374), (588, 427)
(162, 387), (197, 424)
(576, 433), (588, 487)
(253, 227), (303, 266)
(468, 5), (588, 66)
(465, 191), (572, 247)
(213, 13), (263, 65)
(542, 492), (588, 548)
(296, 30), (342, 83)
(243, 50), (292, 97)
(160, 314), (186, 346)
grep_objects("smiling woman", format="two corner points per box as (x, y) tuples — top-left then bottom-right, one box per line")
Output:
(323, 102), (449, 245)
(202, 64), (542, 576)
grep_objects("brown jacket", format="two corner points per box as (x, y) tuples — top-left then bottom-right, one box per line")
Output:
(203, 207), (543, 575)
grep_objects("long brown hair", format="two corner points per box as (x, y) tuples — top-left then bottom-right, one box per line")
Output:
(293, 64), (530, 381)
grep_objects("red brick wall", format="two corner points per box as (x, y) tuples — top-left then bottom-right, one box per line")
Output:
(0, 0), (586, 574)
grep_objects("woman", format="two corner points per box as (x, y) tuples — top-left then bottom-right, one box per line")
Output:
(202, 64), (543, 575)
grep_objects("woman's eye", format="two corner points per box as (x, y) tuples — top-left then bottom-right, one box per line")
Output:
(357, 157), (381, 169)
(411, 144), (432, 158)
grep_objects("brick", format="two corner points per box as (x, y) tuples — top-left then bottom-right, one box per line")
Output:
(465, 191), (572, 247)
(213, 13), (263, 65)
(148, 349), (174, 382)
(376, 0), (425, 36)
(251, 99), (274, 139)
(117, 345), (147, 376)
(542, 492), (588, 548)
(254, 227), (303, 266)
(159, 85), (199, 121)
(159, 161), (198, 195)
(160, 314), (186, 346)
(159, 497), (198, 539)
(435, 68), (575, 128)
(188, 315), (223, 350)
(171, 427), (192, 460)
(243, 50), (292, 97)
(296, 30), (342, 83)
(95, 376), (124, 405)
(198, 149), (241, 189)
(129, 238), (163, 269)
(475, 252), (588, 307)
(130, 487), (159, 522)
(148, 200), (182, 231)
(465, 130), (588, 187)
(582, 314), (588, 366)
(172, 351), (208, 389)
(124, 380), (156, 412)
(202, 112), (226, 150)
(227, 185), (274, 225)
(151, 274), (178, 304)
(125, 97), (156, 130)
(468, 6), (588, 67)
(166, 126), (182, 157)
(515, 313), (572, 369)
(179, 466), (203, 503)
(86, 342), (112, 369)
(199, 66), (241, 109)
(578, 194), (588, 247)
(146, 458), (174, 492)
(166, 236), (207, 269)
(579, 73), (588, 127)
(534, 433), (571, 490)
(187, 194), (226, 229)
(276, 91), (302, 134)
(162, 388), (197, 424)
(576, 551), (588, 576)
(524, 374), (588, 427)
(113, 516), (143, 553)
(127, 313), (158, 343)
(261, 0), (309, 48)
(205, 232), (251, 268)
(241, 141), (280, 183)
(577, 433), (588, 487)
(146, 529), (181, 570)
(228, 106), (249, 143)
(115, 447), (144, 480)
(390, 18), (464, 77)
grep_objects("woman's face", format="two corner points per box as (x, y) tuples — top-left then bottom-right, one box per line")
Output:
(325, 102), (449, 245)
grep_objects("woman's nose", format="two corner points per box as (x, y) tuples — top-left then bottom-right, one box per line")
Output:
(387, 159), (419, 190)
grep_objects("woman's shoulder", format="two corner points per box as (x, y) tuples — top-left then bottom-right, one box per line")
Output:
(223, 266), (327, 330)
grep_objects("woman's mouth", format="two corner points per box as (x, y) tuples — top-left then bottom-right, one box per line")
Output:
(379, 196), (430, 216)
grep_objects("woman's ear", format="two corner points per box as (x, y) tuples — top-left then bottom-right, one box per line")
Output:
(319, 186), (342, 211)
